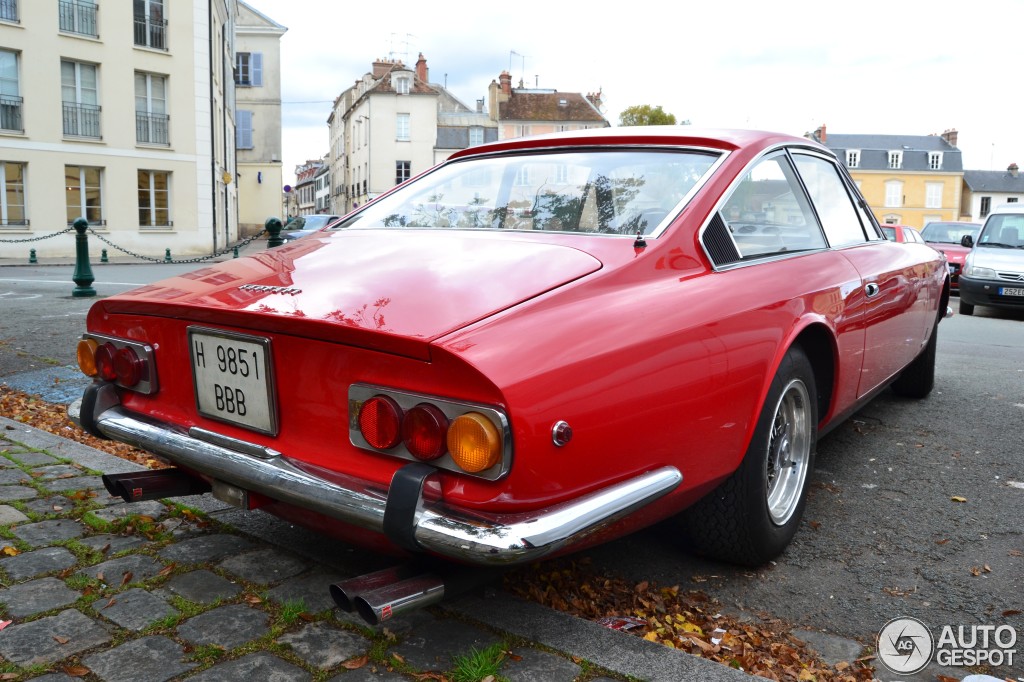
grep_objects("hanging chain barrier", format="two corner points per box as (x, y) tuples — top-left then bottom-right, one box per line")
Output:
(0, 225), (76, 243)
(85, 227), (269, 265)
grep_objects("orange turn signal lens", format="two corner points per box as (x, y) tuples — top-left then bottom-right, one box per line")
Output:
(76, 338), (99, 377)
(447, 412), (502, 473)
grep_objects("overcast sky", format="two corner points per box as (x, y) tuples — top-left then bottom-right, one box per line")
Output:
(244, 0), (1024, 184)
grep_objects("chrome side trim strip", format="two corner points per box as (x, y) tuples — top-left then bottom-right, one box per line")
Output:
(68, 400), (682, 565)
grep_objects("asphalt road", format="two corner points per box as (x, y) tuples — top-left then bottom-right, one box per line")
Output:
(2, 262), (1023, 676)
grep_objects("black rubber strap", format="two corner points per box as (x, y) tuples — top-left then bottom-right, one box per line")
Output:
(383, 462), (437, 553)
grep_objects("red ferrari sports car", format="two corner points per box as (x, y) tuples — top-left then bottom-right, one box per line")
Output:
(71, 127), (949, 621)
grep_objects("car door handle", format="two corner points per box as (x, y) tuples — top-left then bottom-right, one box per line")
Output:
(865, 282), (881, 298)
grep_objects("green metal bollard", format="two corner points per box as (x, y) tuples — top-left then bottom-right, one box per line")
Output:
(100, 248), (108, 263)
(71, 217), (96, 297)
(265, 216), (284, 248)
(29, 248), (37, 264)
(233, 246), (239, 258)
(164, 248), (172, 263)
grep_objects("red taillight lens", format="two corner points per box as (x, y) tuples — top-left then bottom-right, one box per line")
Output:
(94, 342), (118, 381)
(113, 347), (144, 387)
(358, 396), (403, 449)
(401, 403), (449, 460)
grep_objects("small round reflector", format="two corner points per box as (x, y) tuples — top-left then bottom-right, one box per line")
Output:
(76, 338), (99, 377)
(94, 342), (118, 382)
(113, 346), (144, 387)
(358, 396), (403, 449)
(402, 403), (449, 460)
(447, 412), (502, 473)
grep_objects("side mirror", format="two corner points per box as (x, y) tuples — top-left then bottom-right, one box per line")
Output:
(960, 234), (974, 248)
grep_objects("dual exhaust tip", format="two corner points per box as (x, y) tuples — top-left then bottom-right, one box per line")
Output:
(102, 470), (492, 626)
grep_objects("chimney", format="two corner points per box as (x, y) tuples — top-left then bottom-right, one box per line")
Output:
(372, 59), (392, 79)
(499, 70), (512, 96)
(586, 89), (603, 110)
(1010, 163), (1020, 177)
(476, 98), (484, 113)
(941, 128), (958, 147)
(814, 124), (827, 143)
(416, 53), (428, 83)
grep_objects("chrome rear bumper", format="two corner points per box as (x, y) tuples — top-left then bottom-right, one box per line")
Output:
(69, 385), (682, 566)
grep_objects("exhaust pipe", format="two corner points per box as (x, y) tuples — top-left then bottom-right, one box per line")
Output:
(329, 565), (422, 612)
(352, 573), (446, 625)
(330, 564), (504, 625)
(102, 469), (212, 503)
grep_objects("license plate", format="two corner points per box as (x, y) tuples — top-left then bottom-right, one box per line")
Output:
(188, 328), (277, 435)
(999, 287), (1024, 297)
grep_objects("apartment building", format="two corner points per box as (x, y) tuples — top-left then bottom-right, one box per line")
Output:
(328, 55), (499, 214)
(487, 70), (608, 140)
(811, 125), (964, 229)
(0, 0), (264, 260)
(962, 164), (1024, 223)
(234, 1), (285, 236)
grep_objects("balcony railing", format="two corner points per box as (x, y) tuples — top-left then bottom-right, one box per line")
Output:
(134, 15), (167, 50)
(59, 0), (98, 37)
(0, 0), (18, 22)
(0, 95), (23, 132)
(136, 111), (169, 145)
(62, 102), (101, 138)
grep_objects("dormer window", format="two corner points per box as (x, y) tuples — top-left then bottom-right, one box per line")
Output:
(888, 151), (903, 169)
(928, 152), (943, 170)
(846, 150), (860, 168)
(394, 75), (410, 95)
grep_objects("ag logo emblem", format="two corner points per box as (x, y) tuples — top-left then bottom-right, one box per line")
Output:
(877, 617), (934, 675)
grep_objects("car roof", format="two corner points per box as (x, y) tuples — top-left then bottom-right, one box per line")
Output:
(447, 127), (828, 160)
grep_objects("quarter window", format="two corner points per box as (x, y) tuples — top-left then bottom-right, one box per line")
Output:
(793, 154), (868, 247)
(719, 153), (826, 259)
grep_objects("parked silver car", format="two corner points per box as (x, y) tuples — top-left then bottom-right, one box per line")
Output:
(958, 205), (1024, 315)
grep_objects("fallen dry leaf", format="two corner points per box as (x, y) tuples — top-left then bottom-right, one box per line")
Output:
(341, 655), (368, 670)
(0, 620), (12, 631)
(119, 571), (134, 586)
(950, 496), (968, 503)
(62, 665), (90, 677)
(1, 546), (19, 557)
(53, 635), (70, 644)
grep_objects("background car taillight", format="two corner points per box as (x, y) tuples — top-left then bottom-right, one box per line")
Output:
(76, 334), (158, 394)
(351, 384), (510, 480)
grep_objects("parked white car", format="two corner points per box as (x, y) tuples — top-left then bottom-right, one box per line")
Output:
(958, 204), (1024, 315)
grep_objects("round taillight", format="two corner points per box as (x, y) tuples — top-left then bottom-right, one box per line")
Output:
(76, 338), (99, 377)
(402, 403), (449, 460)
(113, 347), (144, 387)
(358, 396), (403, 449)
(447, 412), (502, 473)
(94, 342), (118, 382)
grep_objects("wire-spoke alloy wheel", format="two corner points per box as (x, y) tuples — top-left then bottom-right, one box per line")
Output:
(681, 345), (817, 566)
(764, 379), (812, 526)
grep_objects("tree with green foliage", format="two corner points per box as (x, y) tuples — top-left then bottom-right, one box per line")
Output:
(618, 104), (678, 126)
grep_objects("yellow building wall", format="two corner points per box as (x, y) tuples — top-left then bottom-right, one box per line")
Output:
(852, 171), (962, 229)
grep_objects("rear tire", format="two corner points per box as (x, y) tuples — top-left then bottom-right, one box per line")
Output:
(959, 300), (974, 316)
(891, 324), (937, 399)
(680, 346), (817, 566)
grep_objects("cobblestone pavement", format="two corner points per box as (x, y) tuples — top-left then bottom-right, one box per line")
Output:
(0, 416), (756, 682)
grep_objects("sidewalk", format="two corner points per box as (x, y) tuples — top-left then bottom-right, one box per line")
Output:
(0, 415), (754, 682)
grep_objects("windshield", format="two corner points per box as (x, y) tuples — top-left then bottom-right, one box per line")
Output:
(300, 215), (338, 230)
(921, 221), (979, 244)
(881, 226), (896, 240)
(333, 149), (720, 236)
(977, 213), (1024, 248)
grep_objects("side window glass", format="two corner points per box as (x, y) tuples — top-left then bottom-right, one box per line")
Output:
(793, 154), (869, 247)
(718, 153), (826, 260)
